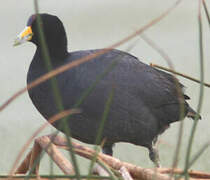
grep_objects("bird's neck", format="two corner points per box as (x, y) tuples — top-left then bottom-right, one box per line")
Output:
(35, 31), (69, 60)
(36, 44), (68, 61)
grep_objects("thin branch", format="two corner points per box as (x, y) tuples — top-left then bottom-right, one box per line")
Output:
(92, 164), (110, 177)
(10, 109), (80, 175)
(157, 168), (210, 179)
(50, 135), (172, 180)
(119, 167), (133, 180)
(36, 136), (75, 175)
(0, 175), (112, 179)
(14, 135), (210, 180)
(150, 64), (210, 87)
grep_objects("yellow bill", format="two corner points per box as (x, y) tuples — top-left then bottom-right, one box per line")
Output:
(14, 26), (33, 46)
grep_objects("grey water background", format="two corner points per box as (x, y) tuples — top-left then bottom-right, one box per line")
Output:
(0, 0), (210, 173)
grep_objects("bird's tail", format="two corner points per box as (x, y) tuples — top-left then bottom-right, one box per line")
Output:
(187, 106), (201, 120)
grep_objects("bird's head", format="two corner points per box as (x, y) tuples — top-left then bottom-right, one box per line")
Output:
(14, 13), (68, 57)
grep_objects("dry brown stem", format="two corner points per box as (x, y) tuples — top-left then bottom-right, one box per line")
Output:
(1, 178), (78, 180)
(14, 135), (210, 180)
(92, 164), (109, 178)
(37, 136), (75, 175)
(47, 135), (172, 180)
(10, 109), (79, 176)
(150, 63), (210, 88)
(15, 151), (32, 174)
(119, 166), (134, 180)
(50, 135), (210, 180)
(157, 168), (210, 179)
(15, 136), (75, 175)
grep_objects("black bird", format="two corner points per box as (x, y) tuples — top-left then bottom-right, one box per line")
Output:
(14, 14), (200, 167)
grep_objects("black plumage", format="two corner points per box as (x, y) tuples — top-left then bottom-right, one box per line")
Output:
(15, 14), (200, 167)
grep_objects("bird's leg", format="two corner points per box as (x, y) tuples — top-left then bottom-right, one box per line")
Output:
(148, 139), (161, 168)
(149, 147), (161, 167)
(102, 144), (113, 156)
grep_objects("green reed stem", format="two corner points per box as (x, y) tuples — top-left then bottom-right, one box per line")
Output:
(188, 141), (210, 168)
(87, 88), (115, 176)
(184, 3), (205, 180)
(202, 0), (210, 27)
(33, 1), (81, 179)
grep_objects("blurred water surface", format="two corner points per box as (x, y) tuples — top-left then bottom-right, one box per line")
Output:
(0, 0), (210, 173)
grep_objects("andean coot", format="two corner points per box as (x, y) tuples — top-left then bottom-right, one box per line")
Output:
(14, 14), (200, 167)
